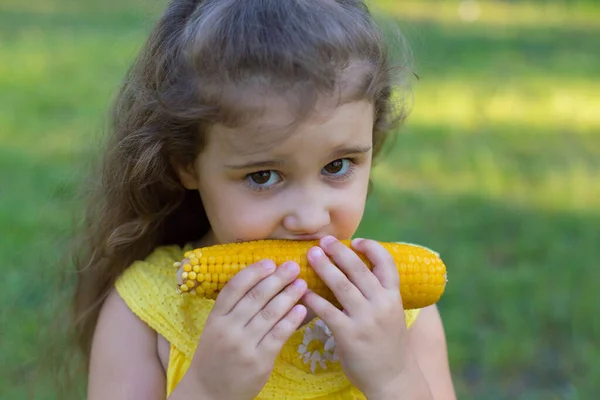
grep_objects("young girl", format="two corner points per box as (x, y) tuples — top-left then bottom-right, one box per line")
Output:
(75, 0), (456, 398)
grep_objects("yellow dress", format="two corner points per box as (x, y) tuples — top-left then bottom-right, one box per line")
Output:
(115, 245), (421, 399)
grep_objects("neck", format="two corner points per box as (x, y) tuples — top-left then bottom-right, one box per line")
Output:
(194, 230), (217, 248)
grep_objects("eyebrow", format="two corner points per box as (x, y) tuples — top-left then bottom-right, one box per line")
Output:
(225, 159), (286, 170)
(225, 145), (372, 170)
(330, 145), (372, 159)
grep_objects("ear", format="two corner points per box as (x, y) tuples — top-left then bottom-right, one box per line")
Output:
(172, 159), (199, 190)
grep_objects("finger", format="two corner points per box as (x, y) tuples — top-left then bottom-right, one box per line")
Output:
(307, 245), (365, 312)
(228, 261), (301, 321)
(257, 304), (307, 356)
(246, 277), (307, 337)
(352, 239), (400, 291)
(301, 289), (347, 331)
(319, 236), (381, 298)
(212, 259), (277, 315)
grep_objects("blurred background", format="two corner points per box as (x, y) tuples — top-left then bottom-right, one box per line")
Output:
(1, 0), (598, 398)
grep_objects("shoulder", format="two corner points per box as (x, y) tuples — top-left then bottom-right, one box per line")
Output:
(114, 243), (215, 359)
(116, 244), (189, 284)
(88, 289), (166, 399)
(115, 244), (189, 310)
(94, 289), (156, 342)
(407, 305), (457, 399)
(408, 305), (445, 344)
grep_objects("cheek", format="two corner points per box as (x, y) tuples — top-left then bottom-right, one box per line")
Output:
(330, 175), (370, 236)
(332, 194), (367, 233)
(206, 193), (278, 242)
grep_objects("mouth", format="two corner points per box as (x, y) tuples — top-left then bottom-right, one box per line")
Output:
(291, 234), (326, 241)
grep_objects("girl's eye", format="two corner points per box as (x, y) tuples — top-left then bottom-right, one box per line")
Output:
(246, 170), (282, 189)
(322, 158), (351, 176)
(250, 171), (272, 184)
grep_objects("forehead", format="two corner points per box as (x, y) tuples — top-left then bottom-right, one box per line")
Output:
(205, 95), (375, 159)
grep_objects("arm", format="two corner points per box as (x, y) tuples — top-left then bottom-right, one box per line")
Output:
(89, 289), (209, 399)
(406, 305), (456, 400)
(89, 260), (308, 400)
(87, 289), (167, 400)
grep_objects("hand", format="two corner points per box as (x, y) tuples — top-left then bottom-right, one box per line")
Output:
(185, 259), (308, 400)
(301, 236), (424, 399)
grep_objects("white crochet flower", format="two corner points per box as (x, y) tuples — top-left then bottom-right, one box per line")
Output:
(315, 320), (338, 360)
(297, 319), (338, 372)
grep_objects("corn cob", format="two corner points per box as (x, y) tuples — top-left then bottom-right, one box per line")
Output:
(175, 240), (447, 310)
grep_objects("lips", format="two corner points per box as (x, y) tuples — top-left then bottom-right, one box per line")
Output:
(290, 234), (327, 241)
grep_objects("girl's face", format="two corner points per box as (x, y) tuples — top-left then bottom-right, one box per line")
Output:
(176, 97), (374, 246)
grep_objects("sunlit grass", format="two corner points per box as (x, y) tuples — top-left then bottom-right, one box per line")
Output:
(375, 0), (600, 28)
(410, 81), (600, 132)
(373, 144), (600, 213)
(0, 0), (160, 15)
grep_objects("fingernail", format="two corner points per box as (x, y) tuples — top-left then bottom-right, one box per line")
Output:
(309, 246), (325, 259)
(320, 235), (336, 247)
(262, 259), (276, 271)
(293, 279), (307, 289)
(292, 304), (306, 315)
(285, 262), (300, 273)
(352, 238), (364, 247)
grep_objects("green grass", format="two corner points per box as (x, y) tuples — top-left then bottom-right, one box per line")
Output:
(1, 0), (598, 398)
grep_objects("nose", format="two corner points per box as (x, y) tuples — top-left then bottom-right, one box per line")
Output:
(282, 190), (331, 236)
